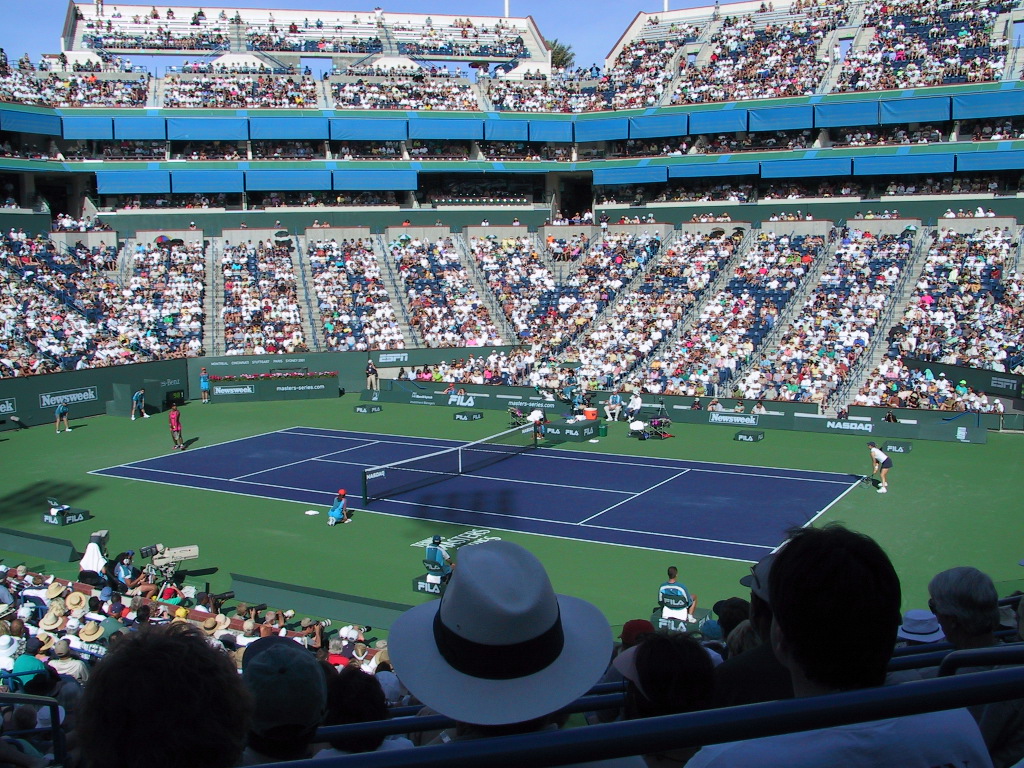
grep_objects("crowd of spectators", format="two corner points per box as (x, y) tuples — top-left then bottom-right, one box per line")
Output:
(252, 141), (323, 160)
(0, 516), (1011, 768)
(630, 230), (824, 395)
(670, 14), (837, 105)
(220, 241), (306, 355)
(52, 214), (111, 233)
(830, 123), (947, 146)
(834, 0), (1010, 92)
(485, 77), (607, 113)
(393, 17), (529, 59)
(855, 226), (1021, 409)
(0, 70), (149, 108)
(960, 118), (1024, 141)
(331, 77), (480, 111)
(308, 238), (405, 351)
(574, 231), (730, 388)
(331, 140), (402, 160)
(389, 234), (503, 348)
(2, 233), (205, 374)
(163, 74), (320, 109)
(737, 227), (915, 404)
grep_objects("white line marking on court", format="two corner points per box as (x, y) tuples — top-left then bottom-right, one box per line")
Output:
(89, 427), (292, 473)
(577, 470), (691, 524)
(375, 492), (770, 550)
(803, 475), (864, 528)
(232, 442), (378, 480)
(101, 465), (339, 499)
(541, 442), (856, 480)
(516, 451), (850, 484)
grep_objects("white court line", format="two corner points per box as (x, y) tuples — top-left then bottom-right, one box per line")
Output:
(371, 492), (772, 549)
(100, 464), (340, 499)
(577, 470), (691, 524)
(803, 475), (865, 528)
(89, 427), (292, 474)
(541, 441), (857, 479)
(515, 450), (851, 484)
(232, 441), (378, 480)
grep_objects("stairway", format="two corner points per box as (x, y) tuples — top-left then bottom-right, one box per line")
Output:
(203, 238), (222, 355)
(289, 233), (321, 351)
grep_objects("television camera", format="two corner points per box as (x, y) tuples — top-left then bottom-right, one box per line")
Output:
(138, 543), (200, 586)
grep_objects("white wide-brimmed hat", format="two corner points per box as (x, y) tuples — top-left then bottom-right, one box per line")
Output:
(388, 540), (611, 726)
(896, 609), (945, 643)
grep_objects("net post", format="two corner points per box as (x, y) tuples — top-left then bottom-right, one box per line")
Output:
(362, 469), (371, 507)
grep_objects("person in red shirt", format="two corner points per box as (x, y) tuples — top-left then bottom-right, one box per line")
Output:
(169, 403), (184, 451)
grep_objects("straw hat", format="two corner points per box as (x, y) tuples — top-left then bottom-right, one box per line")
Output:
(65, 592), (88, 612)
(46, 582), (65, 600)
(35, 631), (56, 653)
(39, 612), (63, 631)
(79, 621), (104, 643)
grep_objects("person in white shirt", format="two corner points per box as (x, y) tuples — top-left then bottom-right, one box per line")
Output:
(867, 441), (893, 494)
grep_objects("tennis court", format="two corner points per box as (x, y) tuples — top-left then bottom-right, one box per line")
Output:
(91, 425), (861, 561)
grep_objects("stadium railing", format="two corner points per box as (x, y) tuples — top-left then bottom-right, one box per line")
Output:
(281, 664), (1024, 768)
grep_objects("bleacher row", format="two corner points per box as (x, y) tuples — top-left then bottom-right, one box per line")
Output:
(4, 219), (1021, 416)
(0, 0), (1011, 111)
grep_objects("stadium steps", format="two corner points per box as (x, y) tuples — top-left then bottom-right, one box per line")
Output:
(376, 234), (417, 349)
(206, 238), (224, 356)
(453, 232), (516, 345)
(290, 233), (321, 351)
(152, 76), (167, 108)
(377, 23), (401, 57)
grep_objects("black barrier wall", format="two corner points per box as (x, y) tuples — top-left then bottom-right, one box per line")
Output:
(0, 359), (188, 428)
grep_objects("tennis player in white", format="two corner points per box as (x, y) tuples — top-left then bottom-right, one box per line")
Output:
(867, 441), (893, 494)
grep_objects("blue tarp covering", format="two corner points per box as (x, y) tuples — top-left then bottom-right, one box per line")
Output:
(592, 166), (668, 185)
(574, 118), (629, 143)
(244, 169), (332, 191)
(166, 117), (249, 141)
(329, 118), (408, 141)
(760, 157), (852, 178)
(879, 96), (950, 124)
(113, 116), (166, 139)
(629, 113), (688, 139)
(668, 161), (760, 178)
(956, 150), (1024, 171)
(333, 169), (417, 190)
(171, 170), (245, 193)
(96, 170), (170, 194)
(689, 110), (748, 135)
(747, 105), (814, 132)
(952, 90), (1024, 120)
(813, 101), (880, 127)
(0, 109), (60, 135)
(853, 154), (955, 176)
(408, 119), (483, 140)
(61, 116), (113, 140)
(484, 120), (529, 141)
(249, 117), (328, 140)
(528, 121), (573, 142)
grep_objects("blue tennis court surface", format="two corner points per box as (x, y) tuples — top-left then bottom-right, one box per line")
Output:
(91, 426), (861, 561)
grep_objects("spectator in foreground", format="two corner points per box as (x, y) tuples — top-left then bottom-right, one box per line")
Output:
(77, 624), (252, 768)
(389, 540), (645, 766)
(712, 551), (793, 708)
(689, 525), (992, 767)
(241, 636), (328, 764)
(928, 567), (1024, 767)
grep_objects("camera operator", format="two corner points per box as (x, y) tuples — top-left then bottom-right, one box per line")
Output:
(112, 552), (158, 599)
(296, 617), (330, 650)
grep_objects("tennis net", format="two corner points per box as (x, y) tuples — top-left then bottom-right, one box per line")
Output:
(362, 425), (537, 503)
